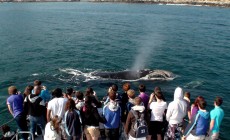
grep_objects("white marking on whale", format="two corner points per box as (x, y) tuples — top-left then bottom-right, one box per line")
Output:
(91, 69), (176, 81)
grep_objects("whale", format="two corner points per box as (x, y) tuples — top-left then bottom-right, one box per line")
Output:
(91, 69), (176, 80)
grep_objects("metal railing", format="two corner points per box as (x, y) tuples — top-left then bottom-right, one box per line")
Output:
(11, 131), (34, 140)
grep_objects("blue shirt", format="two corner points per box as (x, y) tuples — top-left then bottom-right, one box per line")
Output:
(103, 102), (121, 129)
(32, 89), (51, 102)
(210, 106), (224, 133)
(7, 94), (24, 118)
(39, 89), (51, 102)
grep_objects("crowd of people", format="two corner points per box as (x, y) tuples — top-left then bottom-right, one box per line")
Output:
(3, 80), (224, 140)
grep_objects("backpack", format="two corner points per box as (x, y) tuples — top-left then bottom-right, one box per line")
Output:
(131, 109), (148, 138)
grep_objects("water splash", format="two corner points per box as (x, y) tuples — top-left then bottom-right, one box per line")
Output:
(131, 34), (162, 71)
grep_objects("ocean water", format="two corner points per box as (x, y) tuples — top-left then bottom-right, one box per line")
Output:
(0, 2), (229, 139)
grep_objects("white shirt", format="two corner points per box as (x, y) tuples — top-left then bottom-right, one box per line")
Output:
(44, 122), (61, 140)
(150, 101), (167, 122)
(47, 98), (68, 119)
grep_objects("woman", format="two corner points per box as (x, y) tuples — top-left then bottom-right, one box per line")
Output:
(149, 91), (167, 140)
(148, 87), (163, 107)
(23, 85), (33, 99)
(64, 99), (82, 140)
(44, 115), (62, 140)
(191, 96), (204, 118)
(81, 96), (106, 140)
(85, 87), (101, 108)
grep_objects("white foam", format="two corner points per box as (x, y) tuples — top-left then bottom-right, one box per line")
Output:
(32, 73), (39, 76)
(59, 68), (83, 76)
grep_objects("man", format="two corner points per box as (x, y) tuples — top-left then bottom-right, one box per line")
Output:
(47, 88), (67, 122)
(121, 83), (131, 123)
(183, 92), (191, 121)
(125, 97), (148, 140)
(33, 80), (51, 103)
(209, 97), (224, 140)
(166, 87), (187, 139)
(6, 86), (28, 140)
(103, 90), (121, 140)
(24, 86), (46, 139)
(138, 84), (149, 109)
(64, 87), (74, 99)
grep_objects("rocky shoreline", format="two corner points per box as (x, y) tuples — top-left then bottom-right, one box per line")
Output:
(1, 0), (229, 7)
(92, 0), (230, 7)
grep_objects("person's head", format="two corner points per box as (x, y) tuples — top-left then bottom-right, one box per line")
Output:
(134, 97), (142, 106)
(85, 87), (94, 96)
(154, 86), (161, 93)
(1, 125), (11, 135)
(174, 87), (183, 100)
(24, 85), (34, 96)
(50, 115), (61, 134)
(127, 89), (135, 99)
(139, 84), (146, 92)
(198, 100), (207, 110)
(52, 88), (63, 98)
(109, 90), (116, 101)
(75, 91), (84, 100)
(66, 87), (73, 96)
(8, 86), (17, 95)
(184, 92), (190, 99)
(194, 96), (204, 107)
(33, 80), (42, 86)
(111, 84), (118, 92)
(155, 91), (164, 100)
(34, 86), (41, 95)
(214, 97), (223, 106)
(84, 96), (92, 106)
(123, 83), (131, 92)
(65, 99), (76, 111)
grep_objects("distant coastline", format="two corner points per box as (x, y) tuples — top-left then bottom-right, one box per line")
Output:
(0, 0), (230, 7)
(93, 0), (230, 7)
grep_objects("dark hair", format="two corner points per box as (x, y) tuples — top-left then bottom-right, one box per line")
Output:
(83, 96), (93, 115)
(155, 91), (163, 100)
(194, 96), (204, 107)
(34, 80), (42, 86)
(215, 97), (223, 106)
(139, 84), (146, 92)
(34, 86), (42, 95)
(76, 91), (84, 100)
(1, 125), (11, 135)
(66, 87), (73, 96)
(184, 92), (191, 99)
(123, 83), (131, 91)
(65, 99), (76, 111)
(109, 90), (116, 101)
(24, 85), (34, 95)
(154, 86), (161, 93)
(85, 87), (94, 96)
(52, 88), (63, 98)
(198, 100), (207, 109)
(111, 84), (118, 92)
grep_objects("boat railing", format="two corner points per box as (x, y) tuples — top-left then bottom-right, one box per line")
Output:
(11, 131), (34, 140)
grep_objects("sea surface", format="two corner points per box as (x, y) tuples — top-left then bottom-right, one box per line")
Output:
(0, 2), (229, 139)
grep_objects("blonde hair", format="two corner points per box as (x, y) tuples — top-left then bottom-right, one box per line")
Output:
(8, 86), (17, 95)
(127, 89), (135, 99)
